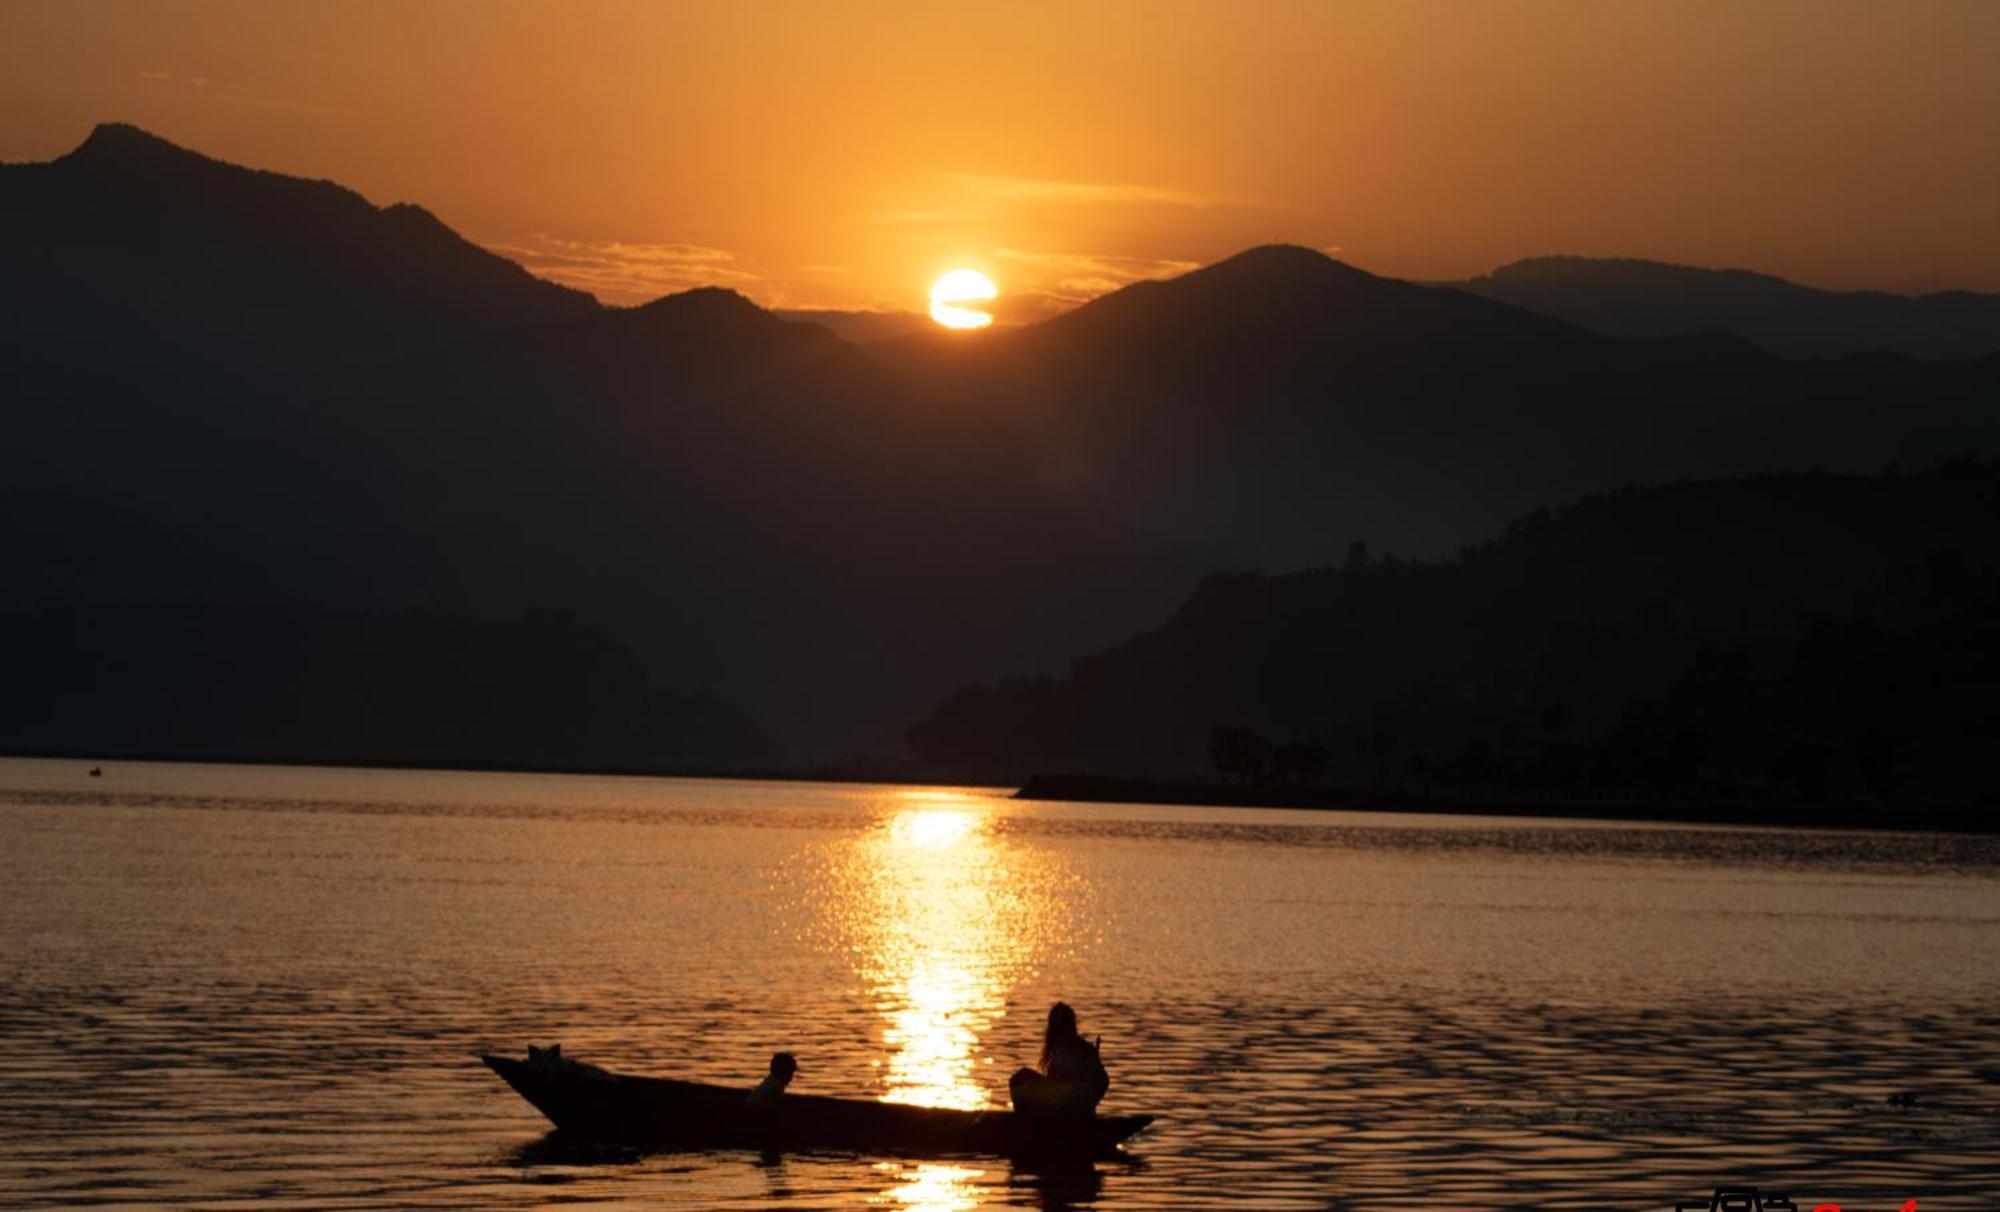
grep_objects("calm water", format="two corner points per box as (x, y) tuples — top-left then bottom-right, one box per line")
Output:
(0, 759), (1994, 1210)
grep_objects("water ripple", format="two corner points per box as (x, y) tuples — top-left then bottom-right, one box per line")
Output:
(0, 759), (1993, 1209)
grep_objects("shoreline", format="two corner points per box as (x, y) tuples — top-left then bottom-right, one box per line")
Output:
(0, 747), (1005, 793)
(1012, 773), (1999, 834)
(7, 749), (1993, 834)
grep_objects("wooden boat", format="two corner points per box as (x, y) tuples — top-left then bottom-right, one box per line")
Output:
(481, 1054), (1153, 1159)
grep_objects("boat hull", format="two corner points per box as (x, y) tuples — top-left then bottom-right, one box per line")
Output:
(481, 1055), (1153, 1159)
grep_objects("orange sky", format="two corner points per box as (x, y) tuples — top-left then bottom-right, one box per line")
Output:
(4, 1), (1998, 310)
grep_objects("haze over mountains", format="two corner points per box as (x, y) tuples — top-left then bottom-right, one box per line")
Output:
(1455, 256), (2000, 362)
(786, 257), (2000, 360)
(5, 124), (1998, 766)
(773, 308), (932, 346)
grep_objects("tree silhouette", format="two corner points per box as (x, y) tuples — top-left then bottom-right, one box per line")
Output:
(1271, 739), (1328, 784)
(1210, 727), (1271, 783)
(1356, 723), (1402, 787)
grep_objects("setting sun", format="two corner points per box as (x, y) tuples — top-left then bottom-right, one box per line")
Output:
(929, 269), (997, 330)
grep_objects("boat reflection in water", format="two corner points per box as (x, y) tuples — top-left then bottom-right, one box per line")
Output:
(838, 789), (1076, 1209)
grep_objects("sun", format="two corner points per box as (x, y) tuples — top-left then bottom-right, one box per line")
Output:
(929, 268), (997, 330)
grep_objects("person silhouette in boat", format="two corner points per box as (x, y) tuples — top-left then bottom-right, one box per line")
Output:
(1009, 1002), (1109, 1117)
(746, 1051), (797, 1107)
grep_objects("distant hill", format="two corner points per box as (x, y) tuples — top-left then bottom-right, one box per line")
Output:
(0, 489), (284, 609)
(907, 460), (2000, 821)
(0, 600), (785, 773)
(777, 308), (931, 344)
(0, 493), (781, 771)
(5, 127), (1997, 761)
(1044, 243), (1591, 347)
(1455, 256), (2000, 361)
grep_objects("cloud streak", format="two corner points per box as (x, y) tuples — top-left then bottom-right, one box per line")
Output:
(867, 172), (1270, 227)
(942, 173), (1232, 209)
(134, 68), (348, 118)
(138, 70), (215, 89)
(993, 248), (1202, 303)
(487, 234), (758, 305)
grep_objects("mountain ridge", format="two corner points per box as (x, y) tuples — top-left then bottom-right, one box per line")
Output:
(1041, 243), (1595, 347)
(1, 121), (599, 358)
(5, 123), (1996, 761)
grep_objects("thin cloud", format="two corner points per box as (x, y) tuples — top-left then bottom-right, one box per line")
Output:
(1055, 276), (1127, 296)
(943, 173), (1231, 209)
(993, 248), (1201, 303)
(994, 249), (1202, 278)
(866, 173), (1270, 227)
(135, 68), (346, 118)
(138, 70), (215, 89)
(866, 206), (974, 227)
(985, 290), (1089, 325)
(489, 233), (758, 305)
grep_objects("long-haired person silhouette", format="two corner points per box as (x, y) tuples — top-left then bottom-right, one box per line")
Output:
(1010, 1002), (1110, 1117)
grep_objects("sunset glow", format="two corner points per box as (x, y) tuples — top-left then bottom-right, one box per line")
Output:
(8, 3), (1992, 311)
(6, 2), (1998, 1206)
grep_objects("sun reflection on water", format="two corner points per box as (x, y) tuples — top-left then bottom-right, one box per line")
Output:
(892, 807), (978, 849)
(870, 1160), (988, 1211)
(841, 789), (1061, 1116)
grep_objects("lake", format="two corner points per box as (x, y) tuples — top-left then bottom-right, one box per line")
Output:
(0, 758), (1993, 1209)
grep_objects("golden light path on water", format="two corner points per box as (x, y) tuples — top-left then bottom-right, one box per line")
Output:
(834, 788), (1072, 1211)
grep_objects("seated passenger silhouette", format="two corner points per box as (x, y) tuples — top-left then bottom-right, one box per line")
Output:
(1009, 1002), (1108, 1118)
(746, 1051), (797, 1107)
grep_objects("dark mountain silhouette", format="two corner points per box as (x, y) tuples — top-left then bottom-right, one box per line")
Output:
(1, 122), (597, 359)
(3, 127), (1200, 755)
(0, 492), (780, 771)
(312, 279), (1200, 755)
(5, 128), (1997, 764)
(907, 460), (2000, 823)
(1041, 243), (1592, 345)
(882, 244), (1998, 568)
(1, 489), (284, 609)
(2, 122), (605, 593)
(1455, 256), (2000, 361)
(2, 601), (785, 772)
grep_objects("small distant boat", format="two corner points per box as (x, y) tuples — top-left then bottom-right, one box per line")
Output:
(481, 1053), (1154, 1159)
